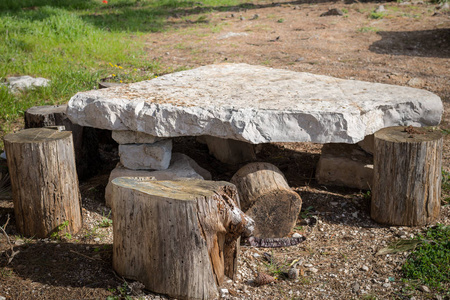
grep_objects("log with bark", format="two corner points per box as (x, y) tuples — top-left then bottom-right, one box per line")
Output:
(371, 126), (443, 226)
(111, 178), (254, 300)
(231, 162), (302, 238)
(24, 104), (103, 180)
(3, 128), (82, 238)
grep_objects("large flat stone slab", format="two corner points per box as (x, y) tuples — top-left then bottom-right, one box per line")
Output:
(67, 63), (442, 144)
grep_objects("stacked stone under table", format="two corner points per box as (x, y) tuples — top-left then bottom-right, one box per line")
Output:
(67, 63), (443, 190)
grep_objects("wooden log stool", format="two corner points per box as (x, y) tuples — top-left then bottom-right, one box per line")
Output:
(371, 126), (443, 226)
(231, 162), (302, 238)
(111, 178), (254, 300)
(3, 128), (82, 237)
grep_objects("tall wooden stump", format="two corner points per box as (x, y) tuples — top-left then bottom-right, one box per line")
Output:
(372, 126), (443, 226)
(111, 178), (254, 300)
(3, 128), (82, 238)
(231, 162), (302, 238)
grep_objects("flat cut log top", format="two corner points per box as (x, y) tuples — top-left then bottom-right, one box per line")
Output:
(112, 177), (235, 201)
(67, 63), (442, 144)
(4, 128), (71, 143)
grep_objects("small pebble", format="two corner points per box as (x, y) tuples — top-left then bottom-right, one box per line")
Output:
(361, 266), (369, 272)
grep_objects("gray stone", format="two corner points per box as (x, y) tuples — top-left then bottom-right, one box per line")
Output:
(203, 135), (256, 164)
(67, 63), (443, 144)
(375, 5), (386, 12)
(316, 143), (373, 190)
(112, 130), (163, 144)
(320, 8), (344, 16)
(118, 140), (172, 170)
(105, 153), (211, 207)
(358, 134), (374, 155)
(7, 76), (50, 93)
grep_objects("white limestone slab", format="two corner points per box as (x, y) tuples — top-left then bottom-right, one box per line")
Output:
(118, 140), (172, 170)
(67, 63), (443, 144)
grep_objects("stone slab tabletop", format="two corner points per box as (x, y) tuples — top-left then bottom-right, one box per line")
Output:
(67, 63), (442, 144)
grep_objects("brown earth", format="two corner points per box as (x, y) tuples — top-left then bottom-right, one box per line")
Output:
(1, 1), (450, 299)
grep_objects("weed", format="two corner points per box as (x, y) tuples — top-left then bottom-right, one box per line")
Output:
(277, 18), (285, 23)
(369, 11), (386, 19)
(358, 26), (380, 33)
(98, 212), (113, 228)
(107, 282), (133, 300)
(363, 190), (371, 200)
(401, 224), (450, 293)
(50, 220), (72, 240)
(300, 206), (314, 219)
(342, 8), (349, 14)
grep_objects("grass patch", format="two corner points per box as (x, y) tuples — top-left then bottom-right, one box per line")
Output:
(402, 224), (450, 294)
(369, 11), (386, 19)
(358, 26), (381, 33)
(0, 0), (253, 149)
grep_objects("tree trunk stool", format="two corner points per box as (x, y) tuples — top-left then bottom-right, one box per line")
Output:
(371, 126), (443, 226)
(3, 128), (82, 238)
(111, 178), (254, 300)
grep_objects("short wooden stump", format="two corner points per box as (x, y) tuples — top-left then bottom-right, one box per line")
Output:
(371, 126), (443, 226)
(3, 128), (82, 237)
(111, 178), (254, 300)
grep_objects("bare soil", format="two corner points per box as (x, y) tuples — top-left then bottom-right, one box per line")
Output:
(1, 1), (449, 299)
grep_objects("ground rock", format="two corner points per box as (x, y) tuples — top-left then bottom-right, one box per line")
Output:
(67, 63), (443, 144)
(203, 135), (256, 164)
(358, 134), (375, 154)
(316, 143), (373, 190)
(7, 76), (50, 93)
(105, 153), (211, 207)
(320, 8), (344, 16)
(118, 140), (172, 170)
(112, 130), (163, 144)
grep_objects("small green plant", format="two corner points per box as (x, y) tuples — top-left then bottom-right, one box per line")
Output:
(300, 206), (314, 219)
(402, 224), (450, 293)
(107, 282), (133, 300)
(342, 8), (349, 14)
(277, 18), (285, 23)
(369, 11), (386, 19)
(358, 26), (380, 33)
(363, 190), (371, 200)
(98, 212), (113, 228)
(50, 220), (72, 240)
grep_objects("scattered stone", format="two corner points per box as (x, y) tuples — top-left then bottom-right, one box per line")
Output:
(0, 152), (5, 160)
(399, 1), (411, 5)
(94, 237), (101, 242)
(112, 130), (163, 144)
(288, 267), (299, 279)
(295, 57), (305, 62)
(219, 288), (229, 297)
(361, 265), (369, 272)
(309, 267), (319, 273)
(316, 143), (373, 190)
(250, 14), (259, 20)
(292, 233), (303, 238)
(0, 295), (6, 300)
(358, 134), (374, 155)
(67, 64), (443, 145)
(438, 2), (449, 10)
(375, 5), (386, 12)
(217, 32), (249, 40)
(382, 282), (391, 288)
(118, 140), (172, 170)
(406, 77), (425, 87)
(320, 8), (344, 17)
(7, 76), (50, 93)
(417, 285), (431, 293)
(98, 82), (124, 89)
(352, 283), (360, 292)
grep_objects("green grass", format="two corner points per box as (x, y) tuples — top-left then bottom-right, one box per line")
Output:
(402, 224), (450, 294)
(0, 0), (249, 149)
(369, 11), (386, 19)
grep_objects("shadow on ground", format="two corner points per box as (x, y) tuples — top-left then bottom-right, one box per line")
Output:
(369, 28), (450, 58)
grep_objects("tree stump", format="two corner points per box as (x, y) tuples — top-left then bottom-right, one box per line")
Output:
(230, 162), (302, 238)
(371, 126), (443, 226)
(24, 104), (102, 180)
(111, 178), (254, 300)
(3, 128), (82, 238)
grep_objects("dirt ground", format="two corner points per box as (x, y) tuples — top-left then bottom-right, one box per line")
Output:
(1, 0), (449, 299)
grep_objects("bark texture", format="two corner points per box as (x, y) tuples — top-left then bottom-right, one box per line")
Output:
(24, 104), (103, 180)
(111, 178), (254, 300)
(372, 126), (443, 226)
(231, 162), (302, 238)
(3, 128), (82, 238)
